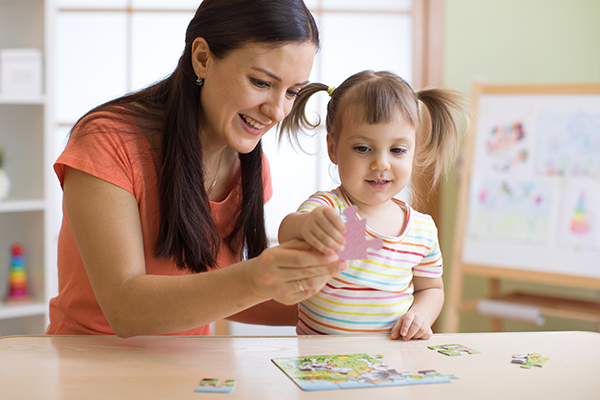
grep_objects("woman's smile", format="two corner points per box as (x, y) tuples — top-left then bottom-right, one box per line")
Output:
(240, 114), (266, 134)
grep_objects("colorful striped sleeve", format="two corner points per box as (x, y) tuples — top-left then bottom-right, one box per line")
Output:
(297, 191), (338, 213)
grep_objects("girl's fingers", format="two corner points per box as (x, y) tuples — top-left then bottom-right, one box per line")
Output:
(302, 207), (346, 253)
(390, 320), (403, 340)
(401, 315), (432, 341)
(305, 231), (338, 255)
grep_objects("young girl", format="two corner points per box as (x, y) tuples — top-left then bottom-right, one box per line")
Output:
(278, 70), (470, 340)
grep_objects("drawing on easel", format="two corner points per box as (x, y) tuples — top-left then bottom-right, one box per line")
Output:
(461, 89), (600, 276)
(472, 97), (537, 177)
(484, 121), (528, 172)
(535, 113), (600, 177)
(466, 176), (554, 243)
(557, 179), (600, 249)
(444, 83), (600, 333)
(570, 192), (590, 235)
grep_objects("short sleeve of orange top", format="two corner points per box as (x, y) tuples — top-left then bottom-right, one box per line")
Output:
(46, 112), (272, 335)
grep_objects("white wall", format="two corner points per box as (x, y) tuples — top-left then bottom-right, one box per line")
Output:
(52, 0), (415, 335)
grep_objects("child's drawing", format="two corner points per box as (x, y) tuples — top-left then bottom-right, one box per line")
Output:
(484, 121), (529, 172)
(473, 96), (536, 176)
(557, 179), (600, 249)
(467, 176), (554, 242)
(535, 112), (600, 177)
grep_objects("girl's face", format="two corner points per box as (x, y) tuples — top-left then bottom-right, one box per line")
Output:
(193, 39), (316, 154)
(327, 109), (416, 211)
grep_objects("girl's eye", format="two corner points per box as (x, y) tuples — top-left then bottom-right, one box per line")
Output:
(391, 148), (408, 155)
(354, 146), (370, 153)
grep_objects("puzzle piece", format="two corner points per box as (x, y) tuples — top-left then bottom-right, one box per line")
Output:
(511, 353), (548, 369)
(195, 378), (237, 393)
(337, 206), (383, 260)
(428, 344), (481, 356)
(272, 353), (458, 391)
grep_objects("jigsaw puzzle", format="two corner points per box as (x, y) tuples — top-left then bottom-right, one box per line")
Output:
(337, 206), (383, 260)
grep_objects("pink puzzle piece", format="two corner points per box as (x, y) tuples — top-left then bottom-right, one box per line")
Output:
(337, 206), (383, 261)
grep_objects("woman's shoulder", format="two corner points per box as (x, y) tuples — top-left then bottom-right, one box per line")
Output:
(73, 106), (139, 136)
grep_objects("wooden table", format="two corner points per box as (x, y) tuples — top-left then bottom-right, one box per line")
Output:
(1, 331), (598, 399)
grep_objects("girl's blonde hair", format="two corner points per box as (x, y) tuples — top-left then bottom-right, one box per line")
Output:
(279, 70), (471, 207)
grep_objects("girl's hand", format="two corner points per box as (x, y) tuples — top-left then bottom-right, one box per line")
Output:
(390, 276), (444, 340)
(248, 239), (347, 305)
(390, 311), (433, 341)
(297, 206), (346, 255)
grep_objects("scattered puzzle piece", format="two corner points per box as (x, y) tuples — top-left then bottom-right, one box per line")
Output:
(511, 353), (548, 369)
(428, 344), (481, 356)
(195, 378), (237, 393)
(337, 206), (383, 260)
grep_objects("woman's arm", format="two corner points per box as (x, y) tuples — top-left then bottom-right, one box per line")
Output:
(63, 167), (344, 337)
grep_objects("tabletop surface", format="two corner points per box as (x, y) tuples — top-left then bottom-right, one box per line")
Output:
(1, 331), (598, 399)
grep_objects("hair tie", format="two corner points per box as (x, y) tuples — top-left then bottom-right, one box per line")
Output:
(327, 86), (336, 97)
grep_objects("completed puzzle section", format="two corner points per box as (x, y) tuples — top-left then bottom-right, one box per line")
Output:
(272, 353), (457, 391)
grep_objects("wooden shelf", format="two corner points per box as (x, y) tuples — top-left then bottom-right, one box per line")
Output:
(0, 301), (46, 320)
(0, 0), (53, 336)
(0, 96), (45, 105)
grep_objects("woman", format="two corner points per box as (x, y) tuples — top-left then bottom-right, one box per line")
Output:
(46, 0), (346, 337)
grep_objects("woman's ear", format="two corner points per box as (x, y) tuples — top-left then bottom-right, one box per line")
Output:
(326, 132), (338, 165)
(191, 37), (212, 79)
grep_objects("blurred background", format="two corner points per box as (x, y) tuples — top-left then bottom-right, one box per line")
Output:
(0, 0), (598, 336)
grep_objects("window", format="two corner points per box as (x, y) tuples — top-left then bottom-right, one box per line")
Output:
(53, 0), (441, 242)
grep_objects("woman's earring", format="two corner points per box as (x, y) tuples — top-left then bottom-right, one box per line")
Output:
(196, 77), (204, 87)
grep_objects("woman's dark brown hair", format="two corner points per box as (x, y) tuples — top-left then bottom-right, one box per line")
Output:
(70, 0), (319, 272)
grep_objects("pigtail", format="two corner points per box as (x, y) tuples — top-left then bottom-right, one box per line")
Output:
(415, 89), (471, 187)
(278, 83), (329, 146)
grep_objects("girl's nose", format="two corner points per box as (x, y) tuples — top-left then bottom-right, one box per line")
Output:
(371, 153), (391, 171)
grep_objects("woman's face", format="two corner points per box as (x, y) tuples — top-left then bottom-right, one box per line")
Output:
(193, 39), (316, 154)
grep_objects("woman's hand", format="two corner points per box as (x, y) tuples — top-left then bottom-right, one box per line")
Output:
(247, 239), (347, 305)
(278, 206), (346, 255)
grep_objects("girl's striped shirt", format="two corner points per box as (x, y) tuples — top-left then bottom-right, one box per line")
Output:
(296, 187), (443, 335)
